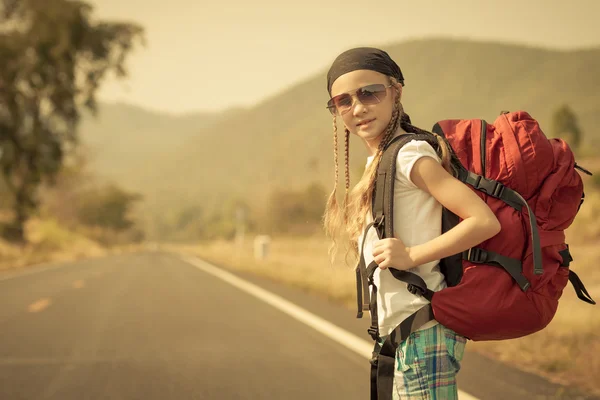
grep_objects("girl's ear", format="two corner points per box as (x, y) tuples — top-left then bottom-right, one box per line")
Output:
(395, 84), (403, 101)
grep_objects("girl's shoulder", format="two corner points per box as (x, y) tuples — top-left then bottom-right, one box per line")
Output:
(395, 139), (441, 187)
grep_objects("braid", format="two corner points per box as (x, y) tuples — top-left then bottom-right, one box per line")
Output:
(324, 115), (345, 263)
(332, 116), (340, 195)
(324, 116), (340, 235)
(343, 128), (350, 223)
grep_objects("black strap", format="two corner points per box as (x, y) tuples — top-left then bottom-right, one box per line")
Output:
(356, 221), (377, 318)
(460, 170), (522, 210)
(355, 266), (365, 318)
(369, 341), (382, 400)
(359, 131), (438, 335)
(364, 261), (434, 340)
(459, 169), (543, 276)
(388, 268), (434, 301)
(367, 265), (379, 340)
(558, 246), (573, 267)
(373, 171), (386, 231)
(370, 131), (438, 298)
(463, 247), (530, 291)
(373, 132), (435, 239)
(370, 306), (435, 400)
(367, 262), (432, 300)
(364, 133), (439, 399)
(557, 247), (595, 305)
(568, 270), (596, 305)
(362, 260), (378, 340)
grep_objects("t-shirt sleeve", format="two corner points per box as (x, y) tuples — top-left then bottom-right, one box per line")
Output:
(396, 139), (442, 188)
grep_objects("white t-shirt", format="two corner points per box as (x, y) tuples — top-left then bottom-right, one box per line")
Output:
(359, 137), (447, 336)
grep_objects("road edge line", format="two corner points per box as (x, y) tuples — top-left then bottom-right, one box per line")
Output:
(183, 255), (479, 400)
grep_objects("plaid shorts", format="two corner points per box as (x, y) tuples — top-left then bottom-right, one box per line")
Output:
(381, 323), (467, 400)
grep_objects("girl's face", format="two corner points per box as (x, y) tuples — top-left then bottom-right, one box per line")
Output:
(329, 69), (398, 145)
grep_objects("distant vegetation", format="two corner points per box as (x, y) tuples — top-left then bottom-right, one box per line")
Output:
(2, 6), (599, 247)
(76, 38), (600, 242)
(148, 181), (328, 242)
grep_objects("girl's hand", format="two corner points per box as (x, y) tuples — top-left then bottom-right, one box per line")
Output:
(372, 238), (416, 270)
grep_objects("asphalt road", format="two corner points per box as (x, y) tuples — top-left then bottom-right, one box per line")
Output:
(0, 251), (596, 400)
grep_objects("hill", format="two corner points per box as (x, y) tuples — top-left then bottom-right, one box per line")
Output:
(78, 38), (600, 236)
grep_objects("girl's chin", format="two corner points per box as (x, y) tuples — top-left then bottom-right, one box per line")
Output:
(356, 128), (385, 140)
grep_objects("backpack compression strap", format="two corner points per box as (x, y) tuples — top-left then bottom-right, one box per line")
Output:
(431, 121), (544, 276)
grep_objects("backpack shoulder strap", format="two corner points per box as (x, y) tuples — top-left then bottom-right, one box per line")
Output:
(372, 132), (432, 238)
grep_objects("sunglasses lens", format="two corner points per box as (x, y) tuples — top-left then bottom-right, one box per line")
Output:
(357, 84), (387, 105)
(328, 94), (352, 114)
(326, 99), (337, 114)
(326, 84), (388, 115)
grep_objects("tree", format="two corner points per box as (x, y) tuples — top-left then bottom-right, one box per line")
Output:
(76, 184), (142, 232)
(303, 182), (327, 223)
(262, 182), (327, 234)
(0, 0), (144, 242)
(551, 105), (582, 150)
(37, 147), (96, 227)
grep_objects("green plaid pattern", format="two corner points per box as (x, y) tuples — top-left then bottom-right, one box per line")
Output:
(381, 323), (467, 400)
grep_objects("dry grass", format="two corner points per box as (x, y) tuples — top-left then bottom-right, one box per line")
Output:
(172, 194), (600, 396)
(168, 235), (358, 307)
(0, 218), (144, 272)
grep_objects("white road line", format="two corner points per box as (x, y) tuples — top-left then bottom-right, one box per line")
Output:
(0, 261), (68, 282)
(183, 255), (479, 400)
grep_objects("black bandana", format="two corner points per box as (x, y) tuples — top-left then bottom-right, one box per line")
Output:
(326, 47), (404, 95)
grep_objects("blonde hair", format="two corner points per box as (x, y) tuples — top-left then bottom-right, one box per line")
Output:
(323, 77), (454, 265)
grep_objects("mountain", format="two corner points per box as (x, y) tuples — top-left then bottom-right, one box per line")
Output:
(78, 101), (242, 191)
(78, 38), (600, 231)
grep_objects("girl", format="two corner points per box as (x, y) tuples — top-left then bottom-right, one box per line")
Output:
(323, 47), (501, 399)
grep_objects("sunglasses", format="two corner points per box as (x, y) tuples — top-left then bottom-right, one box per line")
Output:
(326, 83), (392, 115)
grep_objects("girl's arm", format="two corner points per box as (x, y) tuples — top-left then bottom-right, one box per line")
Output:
(406, 155), (501, 267)
(372, 155), (502, 270)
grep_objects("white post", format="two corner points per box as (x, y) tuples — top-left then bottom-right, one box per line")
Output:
(253, 235), (271, 261)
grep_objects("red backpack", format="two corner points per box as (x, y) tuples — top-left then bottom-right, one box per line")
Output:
(359, 110), (595, 400)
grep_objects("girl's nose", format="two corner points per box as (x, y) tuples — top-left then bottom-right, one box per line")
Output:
(352, 97), (368, 116)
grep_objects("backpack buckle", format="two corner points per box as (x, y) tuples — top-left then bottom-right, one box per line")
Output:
(475, 176), (505, 198)
(369, 351), (380, 367)
(367, 326), (379, 341)
(407, 283), (425, 297)
(492, 181), (505, 197)
(466, 247), (488, 263)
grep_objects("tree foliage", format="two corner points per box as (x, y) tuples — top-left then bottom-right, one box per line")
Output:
(0, 0), (144, 242)
(263, 182), (327, 234)
(551, 104), (583, 150)
(76, 183), (142, 232)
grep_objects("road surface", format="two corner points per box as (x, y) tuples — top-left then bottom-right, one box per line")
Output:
(0, 251), (595, 400)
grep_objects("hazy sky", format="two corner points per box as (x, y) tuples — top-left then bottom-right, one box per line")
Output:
(90, 0), (600, 114)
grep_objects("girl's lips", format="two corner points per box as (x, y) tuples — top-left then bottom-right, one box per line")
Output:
(357, 118), (375, 127)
